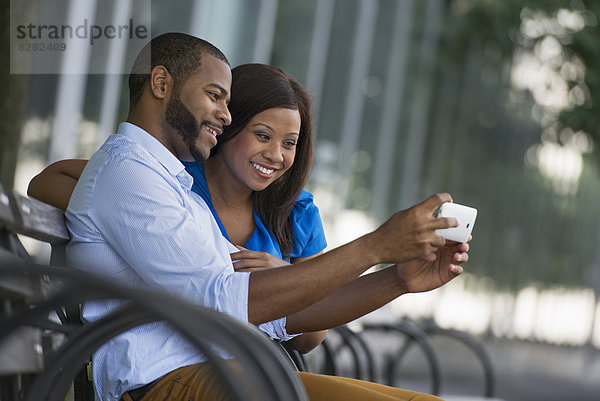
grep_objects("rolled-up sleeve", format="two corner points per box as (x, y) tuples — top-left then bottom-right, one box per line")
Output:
(258, 317), (299, 342)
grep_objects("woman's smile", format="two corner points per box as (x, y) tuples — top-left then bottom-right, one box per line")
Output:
(251, 161), (277, 177)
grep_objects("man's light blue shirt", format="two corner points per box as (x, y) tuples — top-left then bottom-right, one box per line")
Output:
(65, 123), (294, 401)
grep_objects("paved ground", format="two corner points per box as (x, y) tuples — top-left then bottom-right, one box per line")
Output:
(413, 337), (600, 401)
(307, 332), (600, 401)
(471, 338), (600, 401)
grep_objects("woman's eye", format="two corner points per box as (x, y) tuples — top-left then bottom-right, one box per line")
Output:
(283, 141), (297, 148)
(255, 132), (269, 141)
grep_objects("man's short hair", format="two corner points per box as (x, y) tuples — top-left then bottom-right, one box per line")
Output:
(128, 32), (230, 108)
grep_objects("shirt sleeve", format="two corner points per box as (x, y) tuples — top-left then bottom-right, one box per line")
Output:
(258, 317), (299, 342)
(89, 155), (249, 322)
(291, 191), (328, 259)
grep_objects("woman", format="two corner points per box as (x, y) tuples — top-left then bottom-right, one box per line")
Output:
(28, 63), (327, 353)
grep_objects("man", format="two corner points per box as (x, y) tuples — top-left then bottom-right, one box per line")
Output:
(65, 32), (468, 401)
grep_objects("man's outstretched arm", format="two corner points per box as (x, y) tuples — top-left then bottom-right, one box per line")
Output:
(247, 193), (459, 325)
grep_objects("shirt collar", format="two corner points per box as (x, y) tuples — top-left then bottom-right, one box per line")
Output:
(117, 122), (194, 191)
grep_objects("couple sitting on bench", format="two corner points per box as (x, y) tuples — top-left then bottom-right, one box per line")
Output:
(29, 32), (469, 401)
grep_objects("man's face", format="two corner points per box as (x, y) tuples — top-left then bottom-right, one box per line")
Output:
(165, 55), (232, 162)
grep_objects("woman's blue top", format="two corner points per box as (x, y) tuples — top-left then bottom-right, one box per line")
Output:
(182, 161), (327, 261)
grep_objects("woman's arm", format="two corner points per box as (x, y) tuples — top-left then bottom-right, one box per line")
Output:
(283, 252), (328, 354)
(231, 249), (328, 353)
(27, 159), (88, 211)
(285, 242), (469, 334)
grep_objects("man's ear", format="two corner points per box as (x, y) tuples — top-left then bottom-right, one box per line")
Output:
(149, 65), (172, 100)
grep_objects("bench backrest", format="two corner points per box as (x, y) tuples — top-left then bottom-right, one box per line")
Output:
(0, 183), (69, 246)
(0, 182), (70, 300)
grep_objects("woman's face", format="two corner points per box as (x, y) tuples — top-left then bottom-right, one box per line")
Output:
(221, 107), (301, 192)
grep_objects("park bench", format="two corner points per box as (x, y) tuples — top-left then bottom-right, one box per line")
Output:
(0, 183), (307, 401)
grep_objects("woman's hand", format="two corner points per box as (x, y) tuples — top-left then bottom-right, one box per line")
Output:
(395, 240), (469, 294)
(230, 246), (291, 271)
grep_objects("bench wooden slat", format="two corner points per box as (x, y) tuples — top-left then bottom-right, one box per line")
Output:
(0, 183), (15, 228)
(0, 249), (38, 298)
(8, 191), (69, 245)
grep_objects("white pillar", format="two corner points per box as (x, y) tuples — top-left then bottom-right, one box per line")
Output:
(305, 0), (336, 129)
(252, 0), (279, 64)
(97, 0), (133, 144)
(397, 0), (444, 209)
(371, 0), (416, 220)
(336, 0), (378, 206)
(48, 0), (97, 163)
(190, 0), (212, 40)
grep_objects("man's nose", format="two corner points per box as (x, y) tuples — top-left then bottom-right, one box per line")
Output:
(217, 103), (231, 126)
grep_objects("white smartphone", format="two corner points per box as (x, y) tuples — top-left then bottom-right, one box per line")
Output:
(435, 202), (477, 243)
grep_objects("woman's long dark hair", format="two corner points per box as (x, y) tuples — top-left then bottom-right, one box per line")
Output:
(211, 64), (314, 259)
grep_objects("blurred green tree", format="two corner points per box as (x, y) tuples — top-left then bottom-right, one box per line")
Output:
(438, 0), (600, 290)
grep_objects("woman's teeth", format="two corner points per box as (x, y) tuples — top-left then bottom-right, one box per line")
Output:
(252, 162), (274, 175)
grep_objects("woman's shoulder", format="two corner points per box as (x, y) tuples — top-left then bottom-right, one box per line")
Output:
(291, 189), (323, 228)
(290, 189), (327, 258)
(292, 189), (318, 214)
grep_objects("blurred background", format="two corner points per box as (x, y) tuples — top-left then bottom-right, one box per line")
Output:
(2, 0), (600, 400)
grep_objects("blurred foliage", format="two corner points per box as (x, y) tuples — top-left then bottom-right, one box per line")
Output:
(435, 0), (600, 290)
(447, 0), (600, 164)
(557, 2), (600, 162)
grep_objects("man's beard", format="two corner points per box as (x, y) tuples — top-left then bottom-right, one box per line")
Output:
(165, 95), (207, 162)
